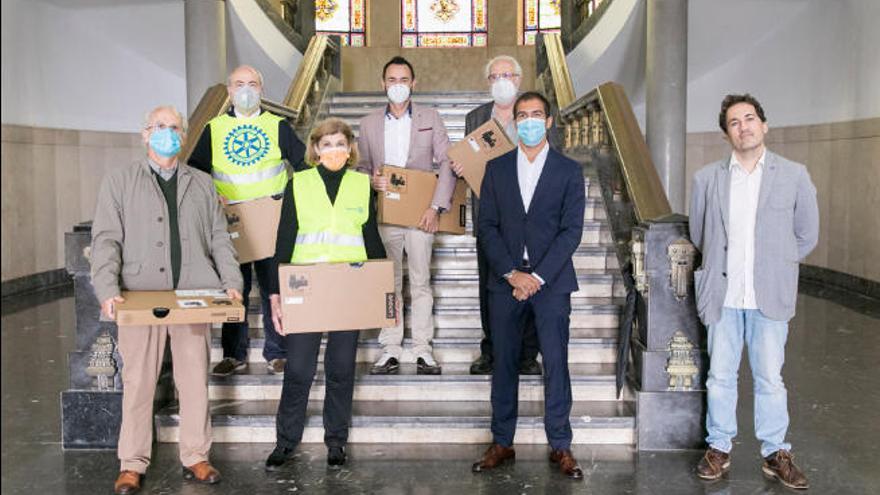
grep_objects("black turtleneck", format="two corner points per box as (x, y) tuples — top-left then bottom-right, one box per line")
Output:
(266, 165), (386, 294)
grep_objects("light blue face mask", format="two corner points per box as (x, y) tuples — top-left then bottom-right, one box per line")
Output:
(149, 127), (181, 158)
(516, 118), (547, 147)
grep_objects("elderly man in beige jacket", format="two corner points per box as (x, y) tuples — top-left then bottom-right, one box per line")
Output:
(90, 105), (243, 495)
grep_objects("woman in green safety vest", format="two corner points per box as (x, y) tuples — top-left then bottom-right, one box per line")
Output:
(263, 118), (387, 470)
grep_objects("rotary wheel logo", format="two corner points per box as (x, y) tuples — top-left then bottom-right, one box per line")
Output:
(224, 124), (270, 167)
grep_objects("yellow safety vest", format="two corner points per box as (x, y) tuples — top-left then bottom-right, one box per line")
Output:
(290, 168), (370, 264)
(209, 112), (287, 201)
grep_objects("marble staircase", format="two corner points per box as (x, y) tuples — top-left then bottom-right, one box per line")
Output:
(155, 92), (634, 446)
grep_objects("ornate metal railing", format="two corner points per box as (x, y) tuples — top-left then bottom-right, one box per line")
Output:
(283, 34), (341, 136)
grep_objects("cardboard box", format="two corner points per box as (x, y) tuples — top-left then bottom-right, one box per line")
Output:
(224, 195), (283, 263)
(377, 166), (468, 235)
(115, 290), (245, 326)
(446, 118), (516, 197)
(278, 260), (396, 334)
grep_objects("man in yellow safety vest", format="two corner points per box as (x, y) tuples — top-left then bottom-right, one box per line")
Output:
(189, 65), (306, 377)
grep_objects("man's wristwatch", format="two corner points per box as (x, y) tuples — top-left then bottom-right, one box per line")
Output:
(503, 270), (516, 280)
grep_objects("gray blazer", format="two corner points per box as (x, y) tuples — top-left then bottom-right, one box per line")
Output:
(688, 150), (819, 325)
(90, 159), (244, 304)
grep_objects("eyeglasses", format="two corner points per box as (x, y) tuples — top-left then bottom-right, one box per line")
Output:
(147, 123), (182, 132)
(488, 72), (520, 82)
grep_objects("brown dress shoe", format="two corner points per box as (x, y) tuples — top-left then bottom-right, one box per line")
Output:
(472, 444), (515, 472)
(114, 470), (141, 495)
(182, 461), (221, 484)
(762, 450), (809, 490)
(549, 449), (584, 480)
(696, 447), (731, 480)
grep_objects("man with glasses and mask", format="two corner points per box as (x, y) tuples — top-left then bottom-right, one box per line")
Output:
(91, 106), (244, 494)
(471, 92), (585, 480)
(451, 55), (542, 377)
(356, 56), (455, 376)
(189, 65), (306, 377)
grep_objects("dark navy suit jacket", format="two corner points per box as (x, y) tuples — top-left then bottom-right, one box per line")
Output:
(477, 146), (585, 294)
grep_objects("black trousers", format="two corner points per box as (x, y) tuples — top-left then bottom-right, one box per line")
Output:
(275, 330), (359, 449)
(474, 194), (540, 362)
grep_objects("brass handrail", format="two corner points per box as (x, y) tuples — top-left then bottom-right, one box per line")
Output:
(560, 82), (672, 223)
(540, 33), (576, 110)
(180, 84), (230, 163)
(283, 34), (341, 133)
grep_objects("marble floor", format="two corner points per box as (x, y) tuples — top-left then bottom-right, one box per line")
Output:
(1, 284), (878, 494)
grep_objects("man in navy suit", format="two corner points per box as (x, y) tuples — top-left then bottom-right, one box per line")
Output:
(471, 92), (585, 480)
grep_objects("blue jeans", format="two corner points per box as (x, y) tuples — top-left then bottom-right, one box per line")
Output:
(706, 308), (792, 457)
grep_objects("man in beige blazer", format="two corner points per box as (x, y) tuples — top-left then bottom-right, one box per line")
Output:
(356, 56), (455, 375)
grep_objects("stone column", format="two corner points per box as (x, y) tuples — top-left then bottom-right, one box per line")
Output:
(645, 0), (688, 213)
(185, 0), (227, 114)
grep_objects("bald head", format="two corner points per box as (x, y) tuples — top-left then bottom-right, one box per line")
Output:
(227, 65), (264, 92)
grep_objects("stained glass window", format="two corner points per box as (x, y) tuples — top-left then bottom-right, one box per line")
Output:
(315, 0), (367, 46)
(521, 0), (561, 45)
(401, 0), (488, 48)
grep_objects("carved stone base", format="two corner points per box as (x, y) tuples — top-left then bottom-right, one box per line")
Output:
(61, 390), (122, 449)
(636, 390), (706, 450)
(631, 339), (708, 393)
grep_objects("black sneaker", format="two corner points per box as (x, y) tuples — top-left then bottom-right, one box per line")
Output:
(469, 354), (493, 375)
(519, 359), (542, 375)
(211, 358), (246, 377)
(416, 354), (442, 375)
(265, 445), (295, 471)
(327, 446), (346, 467)
(370, 353), (400, 375)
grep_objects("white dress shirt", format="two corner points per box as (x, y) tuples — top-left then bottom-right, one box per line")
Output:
(724, 149), (765, 309)
(383, 107), (411, 168)
(517, 142), (549, 278)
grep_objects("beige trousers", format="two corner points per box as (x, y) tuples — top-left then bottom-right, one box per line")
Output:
(117, 323), (212, 473)
(378, 225), (435, 358)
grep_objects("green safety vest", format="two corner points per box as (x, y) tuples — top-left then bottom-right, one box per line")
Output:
(290, 168), (370, 264)
(209, 112), (287, 201)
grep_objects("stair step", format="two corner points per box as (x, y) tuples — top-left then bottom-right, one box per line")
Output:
(211, 333), (620, 365)
(330, 92), (489, 105)
(206, 363), (626, 401)
(155, 399), (636, 445)
(212, 326), (618, 341)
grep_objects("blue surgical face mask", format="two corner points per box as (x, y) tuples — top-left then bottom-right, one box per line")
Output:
(149, 127), (181, 157)
(516, 118), (547, 147)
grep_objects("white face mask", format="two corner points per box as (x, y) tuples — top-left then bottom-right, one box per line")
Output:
(233, 86), (261, 113)
(386, 84), (411, 104)
(491, 78), (518, 105)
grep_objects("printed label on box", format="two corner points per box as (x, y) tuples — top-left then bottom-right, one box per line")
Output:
(177, 299), (208, 308)
(284, 297), (304, 305)
(385, 192), (401, 200)
(229, 231), (240, 239)
(175, 289), (227, 298)
(288, 274), (310, 292)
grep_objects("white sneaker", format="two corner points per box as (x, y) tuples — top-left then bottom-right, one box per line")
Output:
(416, 352), (441, 375)
(370, 352), (400, 375)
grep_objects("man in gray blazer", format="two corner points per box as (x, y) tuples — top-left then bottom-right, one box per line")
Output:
(690, 94), (819, 490)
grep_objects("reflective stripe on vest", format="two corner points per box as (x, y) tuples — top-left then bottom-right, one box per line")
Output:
(290, 168), (370, 264)
(209, 112), (287, 202)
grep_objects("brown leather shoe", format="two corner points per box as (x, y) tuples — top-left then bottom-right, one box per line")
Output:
(696, 447), (730, 480)
(762, 450), (809, 490)
(182, 461), (221, 484)
(114, 471), (141, 494)
(472, 444), (515, 472)
(549, 449), (584, 480)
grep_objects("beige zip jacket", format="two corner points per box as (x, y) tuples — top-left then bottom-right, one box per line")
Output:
(90, 158), (243, 303)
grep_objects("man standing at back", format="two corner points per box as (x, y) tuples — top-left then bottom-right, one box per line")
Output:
(357, 56), (455, 376)
(690, 94), (819, 490)
(471, 92), (585, 480)
(453, 55), (541, 376)
(189, 65), (306, 377)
